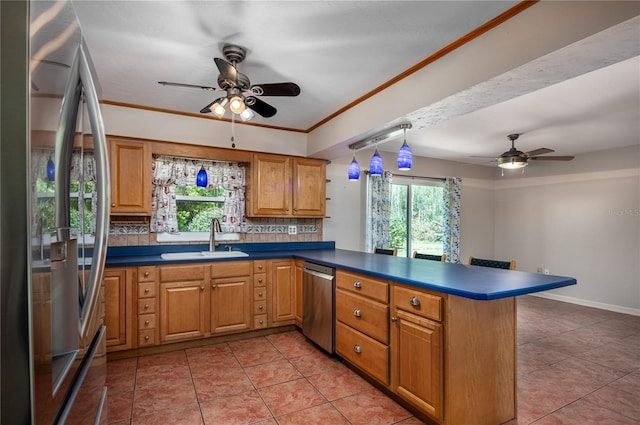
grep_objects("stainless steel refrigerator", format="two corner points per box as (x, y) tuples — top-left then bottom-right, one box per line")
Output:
(1, 0), (110, 423)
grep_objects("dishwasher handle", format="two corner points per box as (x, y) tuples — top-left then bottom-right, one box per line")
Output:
(303, 268), (335, 281)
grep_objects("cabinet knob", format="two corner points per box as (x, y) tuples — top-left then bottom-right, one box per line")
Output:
(353, 345), (362, 354)
(259, 320), (264, 325)
(211, 284), (217, 289)
(353, 308), (361, 318)
(391, 317), (398, 322)
(259, 305), (263, 310)
(144, 304), (149, 309)
(144, 320), (150, 325)
(353, 280), (362, 289)
(144, 335), (150, 341)
(200, 286), (205, 291)
(293, 208), (298, 212)
(144, 271), (150, 277)
(409, 296), (421, 307)
(258, 265), (263, 270)
(111, 203), (116, 208)
(259, 292), (263, 297)
(258, 278), (263, 283)
(285, 208), (289, 211)
(144, 288), (150, 294)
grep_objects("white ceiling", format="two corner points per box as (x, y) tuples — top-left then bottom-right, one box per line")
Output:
(68, 1), (640, 165)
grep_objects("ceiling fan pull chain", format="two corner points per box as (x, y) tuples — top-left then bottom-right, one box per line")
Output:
(231, 114), (236, 148)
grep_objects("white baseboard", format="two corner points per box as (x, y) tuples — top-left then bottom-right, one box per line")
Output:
(531, 292), (640, 317)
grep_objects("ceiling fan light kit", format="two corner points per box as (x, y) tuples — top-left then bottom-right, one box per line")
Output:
(158, 44), (300, 122)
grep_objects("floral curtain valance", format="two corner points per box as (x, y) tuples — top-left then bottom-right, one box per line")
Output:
(151, 155), (246, 234)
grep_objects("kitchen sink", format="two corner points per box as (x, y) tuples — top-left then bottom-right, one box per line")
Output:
(160, 251), (249, 260)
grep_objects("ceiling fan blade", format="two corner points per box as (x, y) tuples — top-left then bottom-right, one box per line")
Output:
(470, 155), (498, 159)
(214, 57), (238, 87)
(529, 156), (575, 161)
(199, 97), (224, 114)
(245, 96), (277, 118)
(250, 82), (301, 97)
(158, 81), (219, 91)
(525, 147), (554, 157)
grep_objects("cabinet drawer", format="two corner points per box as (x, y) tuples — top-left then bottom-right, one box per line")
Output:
(253, 273), (266, 287)
(337, 270), (388, 303)
(253, 260), (267, 274)
(254, 301), (267, 315)
(254, 314), (268, 329)
(138, 298), (156, 314)
(336, 321), (389, 385)
(138, 313), (156, 330)
(159, 265), (205, 282)
(254, 287), (267, 301)
(211, 260), (252, 278)
(138, 329), (156, 346)
(336, 289), (389, 344)
(138, 266), (156, 283)
(138, 282), (156, 299)
(393, 285), (442, 322)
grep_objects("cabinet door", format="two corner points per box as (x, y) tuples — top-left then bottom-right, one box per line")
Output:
(250, 154), (291, 216)
(109, 138), (151, 215)
(294, 260), (303, 327)
(292, 158), (326, 217)
(103, 268), (135, 352)
(210, 276), (251, 334)
(270, 260), (296, 325)
(391, 309), (443, 422)
(160, 280), (207, 343)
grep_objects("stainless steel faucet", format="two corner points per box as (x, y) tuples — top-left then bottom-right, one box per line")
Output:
(209, 217), (222, 251)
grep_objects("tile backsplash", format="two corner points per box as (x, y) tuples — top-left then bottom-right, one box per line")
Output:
(108, 218), (323, 247)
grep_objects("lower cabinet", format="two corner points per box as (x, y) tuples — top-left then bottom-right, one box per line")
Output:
(103, 267), (136, 352)
(210, 261), (252, 334)
(294, 260), (304, 327)
(269, 259), (296, 326)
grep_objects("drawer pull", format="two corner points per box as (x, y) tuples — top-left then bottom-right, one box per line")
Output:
(258, 278), (263, 283)
(353, 280), (362, 289)
(200, 286), (204, 291)
(409, 296), (421, 307)
(259, 319), (264, 325)
(258, 292), (263, 297)
(353, 308), (361, 318)
(144, 271), (150, 278)
(144, 335), (150, 341)
(144, 304), (149, 310)
(258, 265), (263, 270)
(144, 288), (150, 294)
(144, 320), (150, 325)
(353, 345), (362, 354)
(391, 316), (398, 322)
(211, 284), (217, 289)
(259, 305), (263, 310)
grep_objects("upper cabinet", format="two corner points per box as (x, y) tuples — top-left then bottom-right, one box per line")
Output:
(248, 153), (326, 217)
(109, 137), (152, 216)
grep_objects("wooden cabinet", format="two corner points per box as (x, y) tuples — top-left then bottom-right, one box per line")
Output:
(159, 264), (207, 343)
(294, 260), (304, 327)
(103, 267), (136, 352)
(210, 261), (252, 334)
(335, 270), (390, 385)
(391, 285), (443, 422)
(253, 260), (268, 329)
(269, 259), (296, 326)
(248, 153), (326, 217)
(137, 266), (158, 347)
(109, 137), (152, 215)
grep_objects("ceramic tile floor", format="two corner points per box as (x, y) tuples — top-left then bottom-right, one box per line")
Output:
(105, 295), (640, 425)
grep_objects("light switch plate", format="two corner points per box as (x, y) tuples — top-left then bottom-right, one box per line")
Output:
(288, 225), (297, 235)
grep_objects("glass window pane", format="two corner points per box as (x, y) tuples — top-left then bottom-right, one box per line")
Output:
(390, 184), (408, 257)
(411, 185), (444, 255)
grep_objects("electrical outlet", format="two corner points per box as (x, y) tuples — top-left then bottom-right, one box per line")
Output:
(543, 268), (550, 275)
(288, 225), (297, 235)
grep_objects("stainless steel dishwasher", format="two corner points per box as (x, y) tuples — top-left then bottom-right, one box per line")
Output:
(302, 261), (336, 353)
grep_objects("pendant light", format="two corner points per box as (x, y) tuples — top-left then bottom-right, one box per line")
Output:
(369, 147), (383, 176)
(46, 156), (55, 182)
(347, 150), (360, 181)
(196, 164), (208, 187)
(397, 126), (412, 170)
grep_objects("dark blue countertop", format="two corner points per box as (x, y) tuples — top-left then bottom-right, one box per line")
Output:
(104, 242), (576, 301)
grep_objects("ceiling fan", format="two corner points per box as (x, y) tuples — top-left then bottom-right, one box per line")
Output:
(158, 44), (300, 121)
(474, 133), (575, 169)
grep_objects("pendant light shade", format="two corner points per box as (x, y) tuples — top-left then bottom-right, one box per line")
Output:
(46, 157), (55, 182)
(369, 149), (383, 176)
(397, 127), (412, 170)
(196, 165), (208, 187)
(348, 152), (360, 181)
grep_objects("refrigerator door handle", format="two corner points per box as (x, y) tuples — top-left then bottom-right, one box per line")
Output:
(77, 41), (110, 341)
